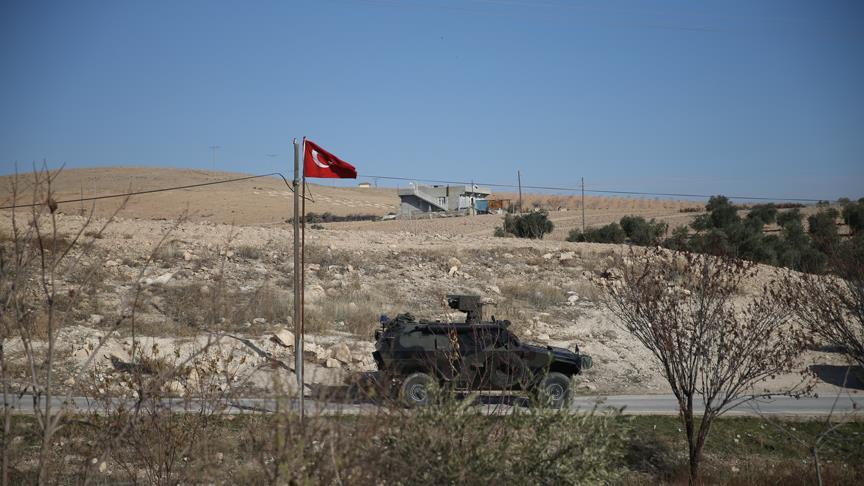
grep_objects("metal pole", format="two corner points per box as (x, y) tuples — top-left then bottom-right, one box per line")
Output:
(581, 177), (585, 232)
(292, 138), (304, 416)
(517, 170), (523, 214)
(209, 145), (220, 170)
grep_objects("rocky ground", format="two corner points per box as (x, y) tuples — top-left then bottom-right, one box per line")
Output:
(1, 206), (851, 401)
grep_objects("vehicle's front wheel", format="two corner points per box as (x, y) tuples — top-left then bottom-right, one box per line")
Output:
(399, 372), (437, 408)
(533, 372), (572, 409)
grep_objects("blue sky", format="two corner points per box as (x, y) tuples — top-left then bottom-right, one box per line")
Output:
(1, 0), (862, 201)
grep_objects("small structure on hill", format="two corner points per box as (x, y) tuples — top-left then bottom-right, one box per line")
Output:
(398, 183), (491, 217)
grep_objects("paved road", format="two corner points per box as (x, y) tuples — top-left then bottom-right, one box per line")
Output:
(6, 393), (862, 417)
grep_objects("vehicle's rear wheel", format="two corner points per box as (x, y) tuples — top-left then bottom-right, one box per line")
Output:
(399, 372), (437, 408)
(533, 372), (572, 409)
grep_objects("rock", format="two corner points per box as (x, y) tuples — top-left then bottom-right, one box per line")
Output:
(578, 382), (597, 391)
(567, 294), (580, 304)
(308, 263), (321, 272)
(165, 380), (185, 395)
(226, 250), (235, 258)
(346, 264), (354, 273)
(330, 342), (352, 363)
(142, 272), (174, 286)
(89, 314), (104, 325)
(487, 285), (501, 295)
(304, 342), (328, 361)
(65, 377), (76, 386)
(559, 252), (574, 261)
(183, 251), (193, 261)
(252, 317), (267, 325)
(199, 285), (211, 296)
(325, 358), (341, 368)
(104, 260), (119, 267)
(542, 253), (554, 260)
(271, 328), (295, 348)
(447, 257), (462, 275)
(536, 333), (551, 342)
(306, 285), (326, 302)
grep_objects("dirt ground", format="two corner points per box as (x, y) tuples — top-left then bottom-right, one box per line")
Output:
(0, 167), (854, 399)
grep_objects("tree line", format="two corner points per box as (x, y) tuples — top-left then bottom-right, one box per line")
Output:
(566, 195), (864, 274)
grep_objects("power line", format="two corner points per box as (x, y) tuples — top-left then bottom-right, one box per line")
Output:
(0, 169), (830, 212)
(356, 174), (827, 202)
(0, 172), (294, 210)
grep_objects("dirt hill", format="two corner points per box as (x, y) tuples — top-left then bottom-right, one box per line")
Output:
(0, 167), (702, 234)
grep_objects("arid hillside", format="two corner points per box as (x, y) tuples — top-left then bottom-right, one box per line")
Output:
(1, 167), (706, 235)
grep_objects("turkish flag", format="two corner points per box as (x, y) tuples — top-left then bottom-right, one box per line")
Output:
(303, 140), (357, 179)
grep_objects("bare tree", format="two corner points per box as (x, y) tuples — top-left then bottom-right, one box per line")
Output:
(782, 236), (864, 369)
(603, 248), (805, 484)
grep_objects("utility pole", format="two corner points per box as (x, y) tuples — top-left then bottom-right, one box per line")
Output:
(581, 177), (586, 232)
(517, 170), (523, 214)
(292, 138), (304, 420)
(209, 145), (221, 170)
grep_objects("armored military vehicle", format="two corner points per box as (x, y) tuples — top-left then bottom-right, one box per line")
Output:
(373, 295), (593, 408)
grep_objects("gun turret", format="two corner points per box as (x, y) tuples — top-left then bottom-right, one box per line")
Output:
(446, 294), (483, 324)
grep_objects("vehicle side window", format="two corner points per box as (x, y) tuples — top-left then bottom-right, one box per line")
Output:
(476, 328), (511, 349)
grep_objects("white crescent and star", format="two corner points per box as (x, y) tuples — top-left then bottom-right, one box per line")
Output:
(311, 149), (330, 169)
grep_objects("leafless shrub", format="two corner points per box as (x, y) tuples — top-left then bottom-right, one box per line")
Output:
(781, 239), (864, 369)
(234, 244), (261, 260)
(242, 396), (623, 485)
(603, 247), (806, 484)
(0, 167), (227, 484)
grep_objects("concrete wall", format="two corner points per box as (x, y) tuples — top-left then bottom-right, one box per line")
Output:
(400, 195), (443, 215)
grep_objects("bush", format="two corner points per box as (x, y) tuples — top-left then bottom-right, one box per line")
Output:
(662, 226), (690, 251)
(567, 223), (626, 244)
(705, 195), (739, 229)
(289, 212), (379, 224)
(619, 216), (668, 246)
(807, 209), (840, 254)
(842, 200), (864, 234)
(497, 212), (554, 239)
(746, 204), (778, 225)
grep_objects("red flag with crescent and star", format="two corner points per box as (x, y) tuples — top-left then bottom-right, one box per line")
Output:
(303, 140), (357, 179)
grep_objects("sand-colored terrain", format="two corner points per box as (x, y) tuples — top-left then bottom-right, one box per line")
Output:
(1, 167), (705, 237)
(0, 167), (850, 399)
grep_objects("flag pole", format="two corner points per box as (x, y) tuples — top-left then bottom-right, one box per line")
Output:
(292, 138), (304, 420)
(300, 137), (307, 420)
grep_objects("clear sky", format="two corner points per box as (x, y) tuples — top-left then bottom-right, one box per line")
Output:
(1, 0), (862, 201)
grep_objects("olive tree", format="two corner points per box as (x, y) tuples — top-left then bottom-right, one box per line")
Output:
(603, 248), (805, 484)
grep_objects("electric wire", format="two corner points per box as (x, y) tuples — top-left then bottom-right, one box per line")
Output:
(0, 172), (295, 210)
(0, 169), (832, 212)
(357, 174), (827, 202)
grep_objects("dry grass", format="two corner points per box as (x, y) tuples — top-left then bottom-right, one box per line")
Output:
(154, 239), (183, 263)
(234, 244), (262, 260)
(152, 282), (292, 332)
(304, 277), (397, 338)
(499, 280), (567, 308)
